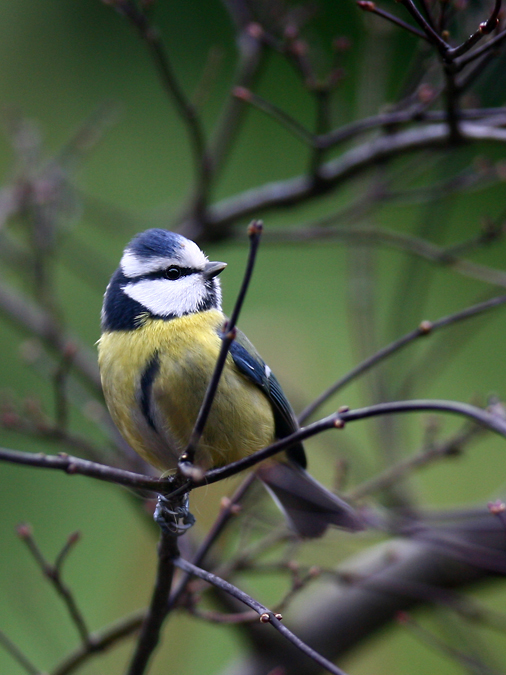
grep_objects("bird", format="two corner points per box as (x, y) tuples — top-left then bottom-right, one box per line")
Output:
(98, 228), (363, 537)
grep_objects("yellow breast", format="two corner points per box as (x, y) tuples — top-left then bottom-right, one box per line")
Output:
(98, 310), (275, 472)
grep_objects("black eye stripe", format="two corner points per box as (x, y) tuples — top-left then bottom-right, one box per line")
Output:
(133, 266), (197, 282)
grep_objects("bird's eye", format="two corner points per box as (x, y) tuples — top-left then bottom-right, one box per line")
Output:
(164, 266), (181, 280)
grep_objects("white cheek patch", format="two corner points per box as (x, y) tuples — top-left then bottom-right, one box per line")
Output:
(121, 251), (178, 278)
(123, 277), (208, 317)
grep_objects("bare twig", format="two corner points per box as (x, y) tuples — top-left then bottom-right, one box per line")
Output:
(196, 397), (506, 490)
(0, 629), (41, 675)
(53, 344), (77, 431)
(51, 610), (144, 675)
(199, 122), (506, 234)
(233, 87), (316, 146)
(447, 0), (502, 59)
(455, 28), (506, 70)
(347, 423), (483, 501)
(299, 294), (506, 423)
(103, 1), (210, 212)
(0, 281), (101, 392)
(396, 0), (450, 53)
(0, 446), (171, 492)
(181, 221), (263, 467)
(17, 525), (90, 646)
(167, 472), (257, 612)
(126, 529), (179, 675)
(398, 612), (503, 675)
(174, 557), (352, 675)
(357, 2), (429, 42)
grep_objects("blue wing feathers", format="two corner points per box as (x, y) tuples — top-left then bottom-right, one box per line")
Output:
(229, 335), (306, 468)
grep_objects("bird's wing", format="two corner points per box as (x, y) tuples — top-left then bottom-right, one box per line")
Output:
(229, 330), (306, 468)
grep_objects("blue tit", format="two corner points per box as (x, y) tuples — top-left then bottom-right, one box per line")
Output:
(98, 229), (363, 537)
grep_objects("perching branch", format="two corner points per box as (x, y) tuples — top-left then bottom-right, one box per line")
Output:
(181, 221), (263, 469)
(189, 122), (506, 237)
(126, 529), (179, 675)
(174, 557), (352, 675)
(299, 294), (506, 423)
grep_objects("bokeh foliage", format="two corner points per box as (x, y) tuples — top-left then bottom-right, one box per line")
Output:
(1, 1), (506, 674)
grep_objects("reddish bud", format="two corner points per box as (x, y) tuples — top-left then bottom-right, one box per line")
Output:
(419, 320), (432, 335)
(488, 500), (506, 515)
(16, 523), (33, 539)
(259, 613), (270, 623)
(233, 86), (253, 102)
(357, 1), (376, 10)
(68, 531), (81, 545)
(247, 23), (263, 40)
(248, 219), (263, 237)
(480, 18), (499, 34)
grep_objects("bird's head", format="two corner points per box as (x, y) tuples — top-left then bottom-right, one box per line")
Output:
(101, 229), (226, 331)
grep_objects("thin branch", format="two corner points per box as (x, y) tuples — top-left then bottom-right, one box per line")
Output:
(182, 221), (263, 467)
(104, 1), (210, 208)
(198, 413), (343, 487)
(398, 613), (503, 674)
(347, 423), (483, 501)
(51, 610), (144, 675)
(357, 2), (429, 42)
(317, 106), (506, 150)
(457, 49), (501, 93)
(397, 0), (450, 53)
(309, 88), (332, 178)
(0, 629), (41, 675)
(200, 122), (506, 234)
(0, 280), (101, 393)
(299, 294), (506, 423)
(17, 525), (90, 646)
(263, 224), (506, 288)
(0, 446), (172, 493)
(339, 399), (506, 436)
(167, 472), (257, 612)
(174, 557), (351, 675)
(191, 397), (506, 490)
(233, 87), (316, 146)
(126, 530), (179, 675)
(447, 0), (502, 59)
(207, 26), (265, 176)
(455, 28), (506, 69)
(53, 344), (76, 431)
(417, 0), (436, 30)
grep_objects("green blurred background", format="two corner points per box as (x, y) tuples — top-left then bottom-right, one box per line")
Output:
(1, 1), (506, 674)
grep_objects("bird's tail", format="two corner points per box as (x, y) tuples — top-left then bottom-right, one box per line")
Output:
(256, 461), (365, 538)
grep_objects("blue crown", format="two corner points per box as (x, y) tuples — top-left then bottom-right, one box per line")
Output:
(127, 229), (186, 259)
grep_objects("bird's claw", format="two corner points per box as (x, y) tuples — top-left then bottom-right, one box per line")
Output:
(154, 493), (195, 536)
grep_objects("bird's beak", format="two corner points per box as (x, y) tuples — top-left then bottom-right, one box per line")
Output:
(203, 261), (227, 279)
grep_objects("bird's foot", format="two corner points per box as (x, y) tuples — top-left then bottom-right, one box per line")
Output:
(154, 492), (195, 536)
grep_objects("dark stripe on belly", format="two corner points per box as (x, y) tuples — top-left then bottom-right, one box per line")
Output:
(140, 352), (161, 432)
